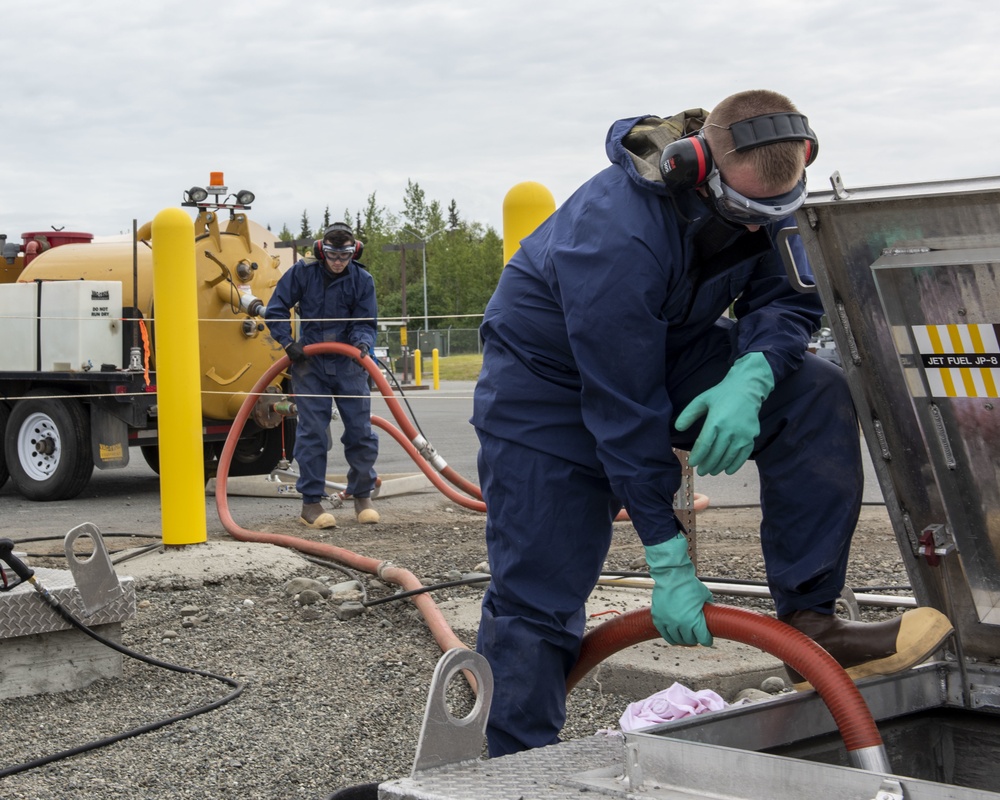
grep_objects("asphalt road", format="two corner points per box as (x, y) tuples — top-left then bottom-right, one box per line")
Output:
(1, 379), (884, 542)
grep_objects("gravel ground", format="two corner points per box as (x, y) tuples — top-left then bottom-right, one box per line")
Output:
(0, 495), (909, 799)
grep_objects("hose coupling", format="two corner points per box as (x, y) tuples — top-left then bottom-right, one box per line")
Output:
(377, 560), (396, 580)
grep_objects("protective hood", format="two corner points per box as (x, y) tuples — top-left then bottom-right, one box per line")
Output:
(606, 108), (709, 194)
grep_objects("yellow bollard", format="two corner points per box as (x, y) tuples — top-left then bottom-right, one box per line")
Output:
(432, 348), (440, 390)
(151, 208), (207, 546)
(502, 181), (555, 265)
(414, 348), (422, 386)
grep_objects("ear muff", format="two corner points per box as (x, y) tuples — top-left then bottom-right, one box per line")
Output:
(659, 132), (715, 192)
(353, 240), (364, 260)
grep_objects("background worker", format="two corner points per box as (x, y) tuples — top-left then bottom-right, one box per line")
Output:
(265, 222), (381, 527)
(471, 89), (952, 757)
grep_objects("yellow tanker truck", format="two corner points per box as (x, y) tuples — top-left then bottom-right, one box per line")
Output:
(0, 176), (295, 501)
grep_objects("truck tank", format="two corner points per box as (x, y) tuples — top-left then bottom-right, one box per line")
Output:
(17, 210), (286, 421)
(0, 178), (297, 501)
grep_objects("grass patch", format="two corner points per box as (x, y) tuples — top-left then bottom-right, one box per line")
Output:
(434, 353), (483, 381)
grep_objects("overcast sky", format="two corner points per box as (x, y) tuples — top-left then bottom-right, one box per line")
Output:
(3, 1), (998, 240)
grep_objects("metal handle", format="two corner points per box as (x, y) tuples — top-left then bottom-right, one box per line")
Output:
(776, 226), (816, 293)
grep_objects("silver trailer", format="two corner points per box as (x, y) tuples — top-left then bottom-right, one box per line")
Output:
(376, 175), (1000, 800)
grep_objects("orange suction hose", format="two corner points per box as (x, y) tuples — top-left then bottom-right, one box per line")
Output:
(214, 343), (471, 660)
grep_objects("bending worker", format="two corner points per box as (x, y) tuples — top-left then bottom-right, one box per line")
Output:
(265, 222), (381, 528)
(471, 89), (953, 757)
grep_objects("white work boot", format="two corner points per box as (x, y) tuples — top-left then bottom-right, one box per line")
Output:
(299, 502), (337, 529)
(354, 496), (380, 524)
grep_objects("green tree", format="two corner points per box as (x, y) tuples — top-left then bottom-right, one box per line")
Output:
(278, 223), (294, 242)
(277, 183), (505, 336)
(298, 211), (312, 240)
(402, 180), (429, 234)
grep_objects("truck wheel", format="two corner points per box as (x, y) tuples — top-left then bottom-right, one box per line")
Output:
(0, 403), (10, 490)
(219, 420), (295, 478)
(140, 443), (215, 477)
(140, 444), (162, 475)
(4, 393), (94, 501)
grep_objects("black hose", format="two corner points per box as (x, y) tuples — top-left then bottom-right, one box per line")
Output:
(0, 585), (243, 779)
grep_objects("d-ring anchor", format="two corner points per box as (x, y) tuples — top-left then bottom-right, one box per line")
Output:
(64, 522), (123, 616)
(412, 648), (494, 776)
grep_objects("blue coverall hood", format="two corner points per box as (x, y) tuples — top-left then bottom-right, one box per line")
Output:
(605, 109), (711, 197)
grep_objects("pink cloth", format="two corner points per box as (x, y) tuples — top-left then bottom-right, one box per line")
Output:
(619, 682), (727, 732)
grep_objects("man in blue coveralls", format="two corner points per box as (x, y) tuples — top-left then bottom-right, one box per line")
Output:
(265, 222), (381, 528)
(472, 89), (953, 757)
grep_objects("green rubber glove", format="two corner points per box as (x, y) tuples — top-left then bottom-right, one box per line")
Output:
(674, 352), (775, 476)
(644, 535), (713, 647)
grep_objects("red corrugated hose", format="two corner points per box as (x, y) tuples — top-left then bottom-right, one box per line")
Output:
(567, 603), (884, 754)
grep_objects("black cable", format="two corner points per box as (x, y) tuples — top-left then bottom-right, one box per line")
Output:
(7, 533), (162, 565)
(363, 574), (489, 608)
(8, 532), (159, 546)
(0, 585), (243, 779)
(373, 357), (426, 439)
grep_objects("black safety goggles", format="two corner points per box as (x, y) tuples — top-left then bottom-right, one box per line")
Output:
(704, 169), (807, 226)
(322, 243), (355, 261)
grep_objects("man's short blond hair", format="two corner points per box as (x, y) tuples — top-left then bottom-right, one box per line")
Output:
(704, 90), (808, 193)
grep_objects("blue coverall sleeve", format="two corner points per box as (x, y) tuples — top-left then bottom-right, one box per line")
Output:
(346, 272), (378, 351)
(732, 227), (824, 383)
(263, 263), (302, 349)
(549, 193), (683, 546)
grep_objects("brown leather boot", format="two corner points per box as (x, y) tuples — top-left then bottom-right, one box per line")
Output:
(299, 502), (336, 529)
(354, 496), (380, 524)
(779, 607), (953, 689)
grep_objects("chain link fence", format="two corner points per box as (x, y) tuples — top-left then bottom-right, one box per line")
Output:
(374, 327), (481, 378)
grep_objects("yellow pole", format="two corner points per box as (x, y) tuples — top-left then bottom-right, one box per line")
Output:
(432, 348), (440, 390)
(414, 348), (422, 386)
(502, 181), (555, 265)
(151, 208), (207, 546)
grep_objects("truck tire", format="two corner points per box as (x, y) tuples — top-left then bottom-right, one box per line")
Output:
(4, 392), (94, 502)
(0, 403), (10, 490)
(218, 420), (295, 478)
(139, 443), (215, 476)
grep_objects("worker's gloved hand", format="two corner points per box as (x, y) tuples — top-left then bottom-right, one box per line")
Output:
(645, 535), (713, 647)
(285, 341), (308, 363)
(674, 352), (774, 476)
(356, 343), (371, 360)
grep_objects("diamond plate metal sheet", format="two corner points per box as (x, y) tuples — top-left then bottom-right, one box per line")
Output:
(380, 733), (624, 800)
(0, 567), (136, 639)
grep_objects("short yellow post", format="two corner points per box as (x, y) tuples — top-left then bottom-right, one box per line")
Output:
(432, 348), (440, 390)
(414, 348), (422, 386)
(502, 181), (555, 265)
(151, 208), (207, 546)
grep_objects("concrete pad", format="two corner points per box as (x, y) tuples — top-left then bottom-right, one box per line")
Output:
(115, 539), (312, 584)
